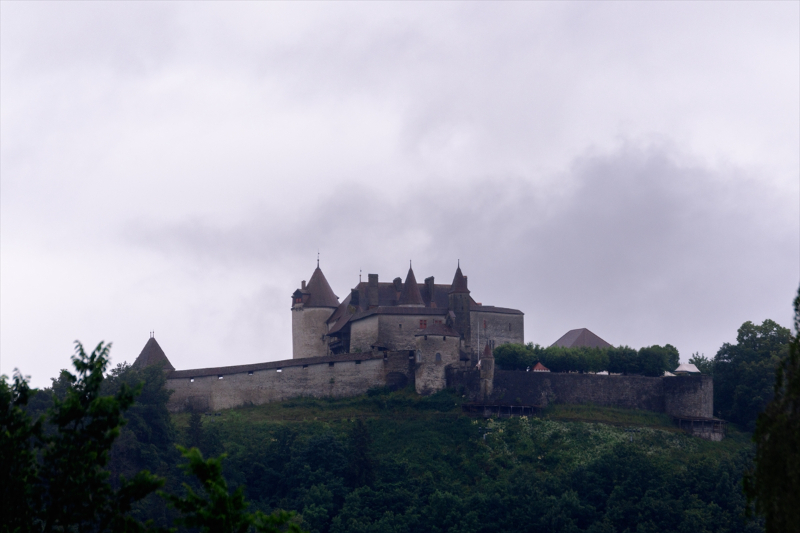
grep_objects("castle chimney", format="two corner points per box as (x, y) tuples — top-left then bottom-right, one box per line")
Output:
(368, 274), (379, 308)
(424, 276), (435, 306)
(350, 288), (360, 308)
(301, 280), (306, 290)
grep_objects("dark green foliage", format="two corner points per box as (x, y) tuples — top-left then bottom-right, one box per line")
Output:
(0, 341), (165, 532)
(712, 319), (790, 430)
(181, 389), (760, 533)
(745, 289), (800, 532)
(1, 372), (42, 532)
(346, 420), (374, 489)
(689, 352), (714, 375)
(163, 446), (301, 533)
(494, 343), (677, 376)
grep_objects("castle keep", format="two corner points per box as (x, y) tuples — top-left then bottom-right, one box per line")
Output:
(134, 261), (716, 438)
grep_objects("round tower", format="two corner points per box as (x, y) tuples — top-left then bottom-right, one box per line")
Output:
(292, 263), (339, 359)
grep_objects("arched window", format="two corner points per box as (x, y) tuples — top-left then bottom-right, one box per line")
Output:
(416, 351), (422, 363)
(435, 353), (442, 362)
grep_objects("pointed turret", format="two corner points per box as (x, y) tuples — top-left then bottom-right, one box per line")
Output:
(449, 263), (470, 294)
(398, 263), (424, 306)
(132, 336), (175, 371)
(304, 266), (340, 308)
(448, 263), (472, 350)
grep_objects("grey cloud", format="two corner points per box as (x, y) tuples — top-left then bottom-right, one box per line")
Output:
(126, 142), (798, 362)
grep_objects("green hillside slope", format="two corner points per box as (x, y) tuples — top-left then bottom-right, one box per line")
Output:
(173, 387), (759, 533)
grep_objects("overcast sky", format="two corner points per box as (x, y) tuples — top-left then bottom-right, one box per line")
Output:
(2, 2), (798, 388)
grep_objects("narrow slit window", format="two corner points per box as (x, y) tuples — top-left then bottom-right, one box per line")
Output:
(355, 360), (361, 365)
(276, 368), (282, 373)
(420, 320), (427, 329)
(218, 375), (223, 380)
(329, 362), (335, 367)
(190, 378), (194, 383)
(248, 371), (254, 375)
(435, 353), (442, 362)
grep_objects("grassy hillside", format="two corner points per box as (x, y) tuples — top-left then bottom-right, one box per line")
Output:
(171, 387), (759, 533)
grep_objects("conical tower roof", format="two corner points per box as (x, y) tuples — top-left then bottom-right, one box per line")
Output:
(482, 342), (494, 359)
(305, 266), (340, 308)
(132, 337), (175, 371)
(398, 264), (424, 306)
(449, 264), (470, 294)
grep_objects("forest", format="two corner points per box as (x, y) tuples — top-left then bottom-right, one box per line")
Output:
(1, 312), (797, 532)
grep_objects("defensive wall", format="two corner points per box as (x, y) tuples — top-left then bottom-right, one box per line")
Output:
(166, 350), (415, 413)
(446, 368), (713, 418)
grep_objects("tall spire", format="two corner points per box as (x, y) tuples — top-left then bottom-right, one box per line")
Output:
(304, 264), (340, 308)
(449, 263), (470, 294)
(398, 263), (424, 306)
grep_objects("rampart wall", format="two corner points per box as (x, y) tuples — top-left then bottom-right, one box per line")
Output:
(166, 351), (413, 413)
(447, 368), (713, 419)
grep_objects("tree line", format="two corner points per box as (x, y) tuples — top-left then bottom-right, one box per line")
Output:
(493, 343), (680, 377)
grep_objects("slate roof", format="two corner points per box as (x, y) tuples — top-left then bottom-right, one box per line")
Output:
(449, 266), (470, 294)
(305, 267), (340, 308)
(482, 342), (493, 358)
(132, 337), (175, 371)
(398, 266), (424, 306)
(550, 328), (612, 349)
(325, 265), (523, 336)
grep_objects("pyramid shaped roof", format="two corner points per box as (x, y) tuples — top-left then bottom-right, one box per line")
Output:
(398, 265), (424, 306)
(449, 265), (470, 294)
(550, 328), (612, 349)
(132, 337), (175, 371)
(532, 362), (550, 372)
(305, 266), (340, 308)
(482, 342), (494, 358)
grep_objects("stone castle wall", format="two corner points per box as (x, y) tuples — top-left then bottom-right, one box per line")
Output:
(469, 311), (524, 360)
(166, 351), (413, 412)
(166, 351), (713, 421)
(447, 368), (713, 419)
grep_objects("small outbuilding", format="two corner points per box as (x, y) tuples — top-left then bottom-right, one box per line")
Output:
(673, 363), (700, 375)
(550, 328), (612, 349)
(532, 362), (550, 372)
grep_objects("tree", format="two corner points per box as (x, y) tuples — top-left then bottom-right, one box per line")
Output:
(744, 288), (800, 532)
(164, 446), (301, 533)
(713, 319), (790, 429)
(688, 353), (713, 375)
(0, 341), (164, 532)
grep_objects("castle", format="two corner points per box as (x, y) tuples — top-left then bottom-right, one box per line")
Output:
(133, 261), (718, 439)
(291, 262), (523, 364)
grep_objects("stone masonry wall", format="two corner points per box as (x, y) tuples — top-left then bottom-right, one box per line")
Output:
(447, 369), (714, 419)
(166, 351), (413, 412)
(663, 375), (713, 418)
(470, 311), (524, 361)
(349, 315), (379, 353)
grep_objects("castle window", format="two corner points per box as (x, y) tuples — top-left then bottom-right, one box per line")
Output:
(424, 335), (427, 341)
(276, 368), (282, 373)
(483, 320), (487, 329)
(303, 365), (308, 369)
(399, 324), (402, 329)
(190, 378), (194, 383)
(416, 351), (422, 362)
(435, 353), (442, 362)
(420, 320), (427, 329)
(433, 319), (442, 325)
(329, 362), (335, 367)
(355, 360), (361, 365)
(218, 375), (223, 380)
(248, 371), (254, 376)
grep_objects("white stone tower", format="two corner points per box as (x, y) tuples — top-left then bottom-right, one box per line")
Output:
(291, 262), (339, 359)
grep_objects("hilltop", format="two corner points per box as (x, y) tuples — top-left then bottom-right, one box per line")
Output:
(170, 387), (758, 533)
